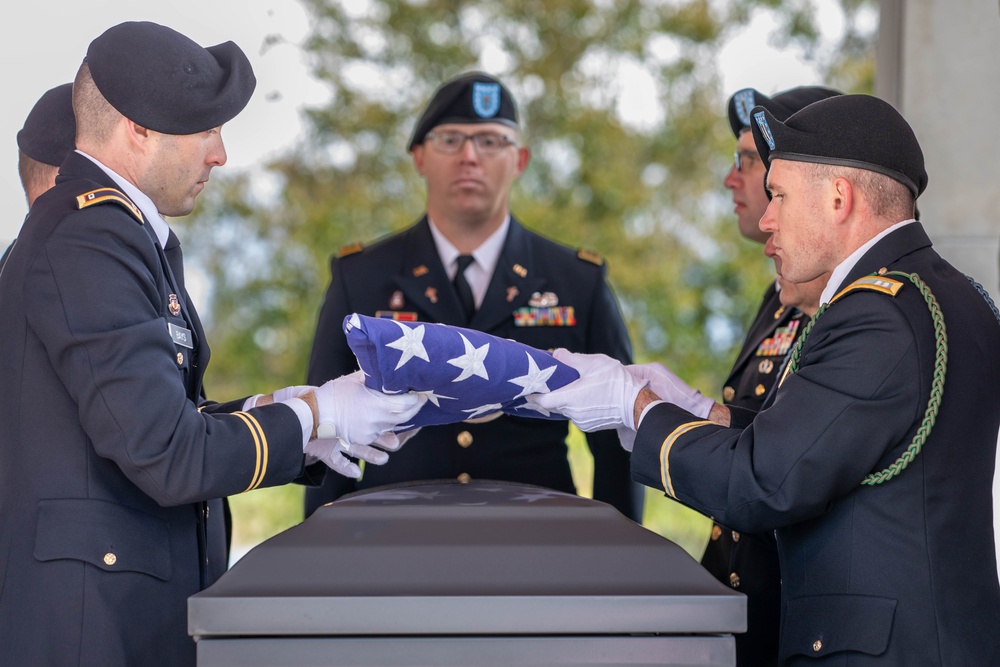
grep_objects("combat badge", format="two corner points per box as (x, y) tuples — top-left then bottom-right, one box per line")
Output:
(528, 291), (559, 307)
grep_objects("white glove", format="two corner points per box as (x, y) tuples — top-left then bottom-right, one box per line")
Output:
(302, 371), (427, 477)
(524, 349), (648, 432)
(243, 385), (314, 410)
(626, 362), (714, 418)
(609, 363), (713, 452)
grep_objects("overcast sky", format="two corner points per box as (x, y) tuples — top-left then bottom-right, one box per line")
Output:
(0, 0), (832, 244)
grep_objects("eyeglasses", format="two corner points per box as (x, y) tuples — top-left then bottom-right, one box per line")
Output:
(424, 130), (519, 156)
(734, 149), (761, 172)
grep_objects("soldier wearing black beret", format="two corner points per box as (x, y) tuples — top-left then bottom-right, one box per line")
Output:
(538, 93), (1000, 664)
(700, 85), (841, 666)
(1, 82), (78, 273)
(305, 72), (641, 521)
(16, 82), (76, 206)
(0, 21), (424, 666)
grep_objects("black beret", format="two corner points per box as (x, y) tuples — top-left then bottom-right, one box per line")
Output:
(17, 83), (76, 166)
(728, 86), (842, 137)
(750, 94), (927, 197)
(86, 21), (256, 135)
(408, 72), (518, 151)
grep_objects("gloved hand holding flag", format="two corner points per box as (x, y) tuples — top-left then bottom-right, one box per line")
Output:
(343, 313), (579, 430)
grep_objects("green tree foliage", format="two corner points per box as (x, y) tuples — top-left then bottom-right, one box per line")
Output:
(183, 0), (876, 553)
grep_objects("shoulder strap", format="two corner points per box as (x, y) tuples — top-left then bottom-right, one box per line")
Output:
(76, 187), (143, 224)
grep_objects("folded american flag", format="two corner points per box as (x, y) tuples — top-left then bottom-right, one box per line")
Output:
(343, 313), (578, 429)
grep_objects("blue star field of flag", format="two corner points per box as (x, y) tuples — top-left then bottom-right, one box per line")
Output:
(343, 314), (578, 429)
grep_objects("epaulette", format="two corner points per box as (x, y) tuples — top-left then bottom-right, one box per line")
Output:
(830, 274), (905, 304)
(577, 248), (604, 266)
(76, 188), (143, 224)
(338, 242), (364, 258)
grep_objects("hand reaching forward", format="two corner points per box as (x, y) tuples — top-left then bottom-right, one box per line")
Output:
(626, 361), (714, 419)
(299, 371), (426, 478)
(524, 349), (648, 432)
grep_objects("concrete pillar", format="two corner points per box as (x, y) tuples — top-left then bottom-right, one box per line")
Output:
(877, 0), (1000, 582)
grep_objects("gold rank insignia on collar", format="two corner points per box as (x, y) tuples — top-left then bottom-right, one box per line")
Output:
(76, 188), (143, 224)
(773, 305), (786, 320)
(413, 265), (429, 277)
(512, 263), (528, 278)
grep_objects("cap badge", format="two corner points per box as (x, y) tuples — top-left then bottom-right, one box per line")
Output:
(754, 111), (775, 150)
(733, 89), (756, 126)
(472, 82), (501, 118)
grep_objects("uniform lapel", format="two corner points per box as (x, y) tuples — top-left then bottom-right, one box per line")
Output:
(470, 217), (545, 333)
(730, 284), (794, 378)
(393, 218), (469, 326)
(163, 230), (210, 396)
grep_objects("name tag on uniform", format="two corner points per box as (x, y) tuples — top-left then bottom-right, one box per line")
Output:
(168, 322), (194, 349)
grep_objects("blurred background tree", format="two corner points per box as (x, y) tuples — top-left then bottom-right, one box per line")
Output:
(183, 0), (877, 559)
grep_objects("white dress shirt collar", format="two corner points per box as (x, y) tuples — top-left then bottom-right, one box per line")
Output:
(427, 216), (510, 308)
(820, 219), (917, 305)
(76, 150), (171, 248)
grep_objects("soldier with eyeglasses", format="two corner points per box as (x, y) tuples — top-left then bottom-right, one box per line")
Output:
(699, 85), (842, 666)
(305, 72), (641, 520)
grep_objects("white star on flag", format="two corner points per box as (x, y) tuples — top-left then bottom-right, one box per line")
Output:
(464, 402), (504, 419)
(508, 351), (558, 398)
(417, 389), (456, 408)
(447, 333), (490, 382)
(343, 314), (580, 429)
(386, 320), (430, 370)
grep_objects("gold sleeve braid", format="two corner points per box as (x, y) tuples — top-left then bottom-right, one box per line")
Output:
(232, 412), (268, 492)
(659, 421), (715, 498)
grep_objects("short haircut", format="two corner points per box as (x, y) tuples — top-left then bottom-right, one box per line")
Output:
(17, 152), (58, 205)
(811, 163), (914, 221)
(73, 62), (122, 145)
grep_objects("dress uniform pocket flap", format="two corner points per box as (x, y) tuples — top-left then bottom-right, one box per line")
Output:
(780, 594), (896, 660)
(34, 498), (172, 581)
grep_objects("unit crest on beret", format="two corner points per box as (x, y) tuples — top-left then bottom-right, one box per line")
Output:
(577, 248), (604, 266)
(76, 188), (143, 224)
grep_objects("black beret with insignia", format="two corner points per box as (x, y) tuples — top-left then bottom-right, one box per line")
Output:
(17, 83), (76, 167)
(750, 94), (927, 197)
(408, 72), (518, 151)
(86, 21), (256, 135)
(728, 86), (842, 138)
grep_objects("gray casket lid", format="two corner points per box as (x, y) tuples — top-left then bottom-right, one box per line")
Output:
(189, 480), (744, 637)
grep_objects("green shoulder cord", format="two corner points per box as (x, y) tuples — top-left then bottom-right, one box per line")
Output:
(784, 271), (948, 486)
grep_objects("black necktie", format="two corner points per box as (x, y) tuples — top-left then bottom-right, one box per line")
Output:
(453, 254), (476, 323)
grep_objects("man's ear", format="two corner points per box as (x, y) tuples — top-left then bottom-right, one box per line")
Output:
(411, 145), (426, 177)
(124, 119), (151, 150)
(831, 176), (853, 224)
(515, 146), (531, 174)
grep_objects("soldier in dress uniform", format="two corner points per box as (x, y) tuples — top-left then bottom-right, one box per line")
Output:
(0, 22), (423, 666)
(305, 72), (641, 521)
(0, 82), (76, 271)
(539, 93), (1000, 665)
(701, 85), (840, 666)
